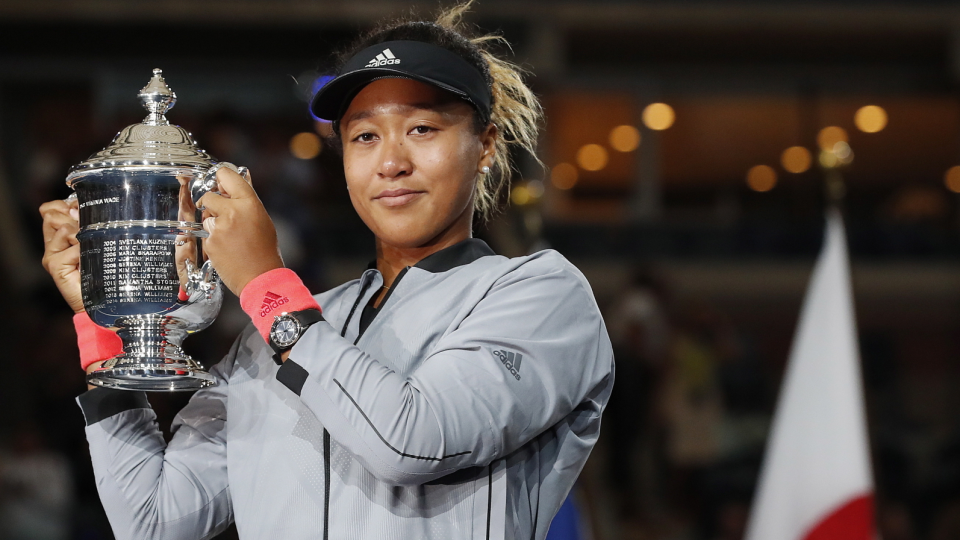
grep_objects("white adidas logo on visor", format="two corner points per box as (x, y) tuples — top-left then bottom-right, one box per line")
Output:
(365, 48), (401, 68)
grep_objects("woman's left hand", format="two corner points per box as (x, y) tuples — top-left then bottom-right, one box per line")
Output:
(198, 167), (284, 296)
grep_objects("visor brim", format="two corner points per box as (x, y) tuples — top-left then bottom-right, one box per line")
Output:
(310, 68), (470, 122)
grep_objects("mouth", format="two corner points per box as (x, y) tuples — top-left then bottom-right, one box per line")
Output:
(373, 188), (426, 207)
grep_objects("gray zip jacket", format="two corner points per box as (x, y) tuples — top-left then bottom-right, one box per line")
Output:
(77, 240), (614, 540)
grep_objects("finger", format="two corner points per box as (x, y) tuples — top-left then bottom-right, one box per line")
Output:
(40, 199), (76, 220)
(67, 192), (80, 222)
(39, 199), (71, 218)
(203, 216), (217, 234)
(47, 223), (79, 255)
(44, 245), (81, 283)
(43, 229), (79, 274)
(197, 190), (228, 217)
(48, 243), (80, 271)
(215, 167), (255, 199)
(41, 210), (79, 243)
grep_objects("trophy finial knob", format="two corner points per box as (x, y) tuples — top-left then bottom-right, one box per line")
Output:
(139, 68), (177, 125)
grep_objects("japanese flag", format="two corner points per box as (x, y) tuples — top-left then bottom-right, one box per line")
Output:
(745, 211), (875, 540)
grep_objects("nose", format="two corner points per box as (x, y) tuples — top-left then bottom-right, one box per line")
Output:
(378, 138), (412, 179)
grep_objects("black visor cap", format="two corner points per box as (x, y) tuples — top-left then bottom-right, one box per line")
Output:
(310, 40), (492, 125)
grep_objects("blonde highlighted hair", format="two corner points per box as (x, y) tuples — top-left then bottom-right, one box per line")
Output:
(334, 1), (543, 222)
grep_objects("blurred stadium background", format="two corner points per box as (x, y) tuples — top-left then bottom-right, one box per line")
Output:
(1, 1), (960, 539)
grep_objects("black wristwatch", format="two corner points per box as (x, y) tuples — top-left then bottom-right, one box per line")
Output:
(269, 309), (324, 365)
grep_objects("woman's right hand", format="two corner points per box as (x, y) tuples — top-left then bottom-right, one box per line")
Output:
(39, 197), (85, 314)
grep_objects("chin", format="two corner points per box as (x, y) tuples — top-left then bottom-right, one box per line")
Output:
(372, 221), (441, 249)
(362, 204), (469, 250)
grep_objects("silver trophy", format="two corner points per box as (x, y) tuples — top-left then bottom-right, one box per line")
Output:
(66, 69), (244, 391)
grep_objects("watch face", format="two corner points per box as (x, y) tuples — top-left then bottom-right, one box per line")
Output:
(272, 315), (301, 348)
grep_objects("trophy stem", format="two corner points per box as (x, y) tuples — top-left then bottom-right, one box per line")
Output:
(87, 315), (216, 391)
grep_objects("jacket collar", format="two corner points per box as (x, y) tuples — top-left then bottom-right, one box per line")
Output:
(415, 238), (495, 273)
(365, 238), (496, 274)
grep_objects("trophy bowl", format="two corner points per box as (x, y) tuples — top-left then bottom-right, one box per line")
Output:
(66, 69), (241, 391)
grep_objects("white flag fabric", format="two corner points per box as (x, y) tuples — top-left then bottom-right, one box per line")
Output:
(745, 210), (875, 540)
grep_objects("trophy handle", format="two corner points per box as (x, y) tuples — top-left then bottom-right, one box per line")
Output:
(184, 258), (219, 300)
(183, 162), (248, 301)
(191, 162), (249, 206)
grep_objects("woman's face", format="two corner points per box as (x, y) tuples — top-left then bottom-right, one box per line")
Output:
(340, 78), (495, 250)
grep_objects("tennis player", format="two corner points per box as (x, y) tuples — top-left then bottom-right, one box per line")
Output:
(39, 4), (614, 539)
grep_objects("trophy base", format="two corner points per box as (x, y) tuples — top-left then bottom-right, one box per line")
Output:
(87, 354), (216, 392)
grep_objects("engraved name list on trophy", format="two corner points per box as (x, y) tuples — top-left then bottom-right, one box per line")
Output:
(84, 236), (179, 309)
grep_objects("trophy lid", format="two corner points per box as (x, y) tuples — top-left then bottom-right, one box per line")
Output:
(67, 69), (217, 185)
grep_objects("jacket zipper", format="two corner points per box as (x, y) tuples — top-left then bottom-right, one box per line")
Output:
(354, 266), (409, 345)
(323, 430), (330, 540)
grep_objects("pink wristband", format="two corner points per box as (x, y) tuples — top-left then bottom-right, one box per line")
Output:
(74, 312), (124, 371)
(239, 268), (321, 343)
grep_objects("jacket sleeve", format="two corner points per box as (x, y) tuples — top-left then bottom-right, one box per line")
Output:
(276, 257), (614, 486)
(77, 339), (239, 540)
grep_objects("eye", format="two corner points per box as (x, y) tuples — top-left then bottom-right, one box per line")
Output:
(410, 125), (435, 135)
(352, 132), (377, 143)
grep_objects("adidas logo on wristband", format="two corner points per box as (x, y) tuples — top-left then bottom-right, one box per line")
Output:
(260, 291), (289, 317)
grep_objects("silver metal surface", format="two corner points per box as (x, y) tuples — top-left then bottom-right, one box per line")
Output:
(66, 69), (218, 180)
(67, 68), (242, 391)
(80, 220), (207, 232)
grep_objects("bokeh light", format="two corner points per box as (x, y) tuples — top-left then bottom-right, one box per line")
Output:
(833, 141), (853, 161)
(817, 126), (848, 151)
(642, 103), (675, 131)
(819, 150), (839, 168)
(511, 184), (532, 206)
(576, 144), (609, 171)
(527, 180), (545, 199)
(819, 141), (854, 169)
(609, 125), (641, 152)
(854, 105), (887, 133)
(945, 166), (960, 193)
(781, 146), (812, 173)
(289, 132), (322, 159)
(746, 164), (777, 192)
(551, 163), (578, 190)
(511, 180), (545, 206)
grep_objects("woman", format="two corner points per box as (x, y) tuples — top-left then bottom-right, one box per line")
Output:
(39, 4), (614, 539)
